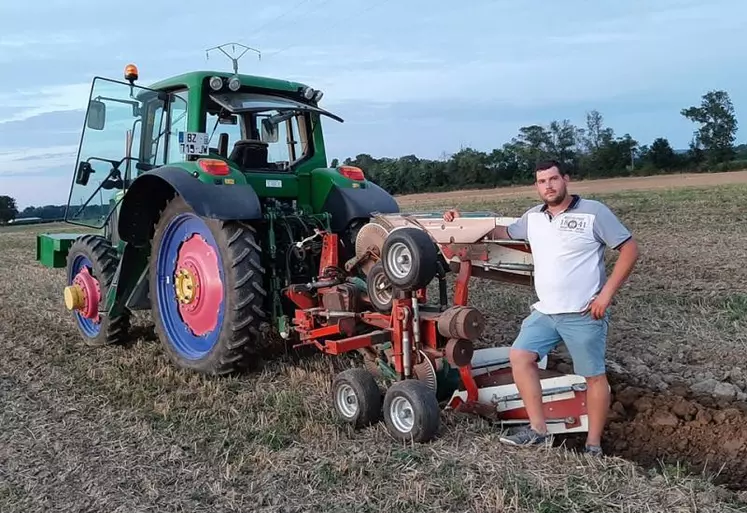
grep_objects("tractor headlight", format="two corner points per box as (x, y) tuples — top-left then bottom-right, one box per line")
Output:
(228, 76), (241, 91)
(302, 86), (315, 100)
(314, 90), (323, 102)
(209, 76), (223, 91)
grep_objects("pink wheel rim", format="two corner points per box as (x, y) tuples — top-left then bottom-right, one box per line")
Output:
(174, 234), (223, 336)
(73, 267), (101, 321)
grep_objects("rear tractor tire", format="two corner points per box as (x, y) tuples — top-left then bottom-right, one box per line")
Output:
(149, 195), (275, 375)
(65, 234), (131, 346)
(332, 368), (382, 429)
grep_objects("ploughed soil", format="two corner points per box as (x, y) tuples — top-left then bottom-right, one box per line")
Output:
(547, 355), (747, 490)
(604, 380), (747, 489)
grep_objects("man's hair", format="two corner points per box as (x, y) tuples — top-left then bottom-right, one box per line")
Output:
(535, 159), (567, 176)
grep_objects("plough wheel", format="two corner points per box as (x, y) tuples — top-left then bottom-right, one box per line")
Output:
(381, 227), (439, 292)
(149, 195), (273, 375)
(332, 368), (382, 428)
(383, 379), (440, 442)
(366, 261), (393, 312)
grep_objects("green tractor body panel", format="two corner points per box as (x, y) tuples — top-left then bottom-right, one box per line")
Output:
(36, 233), (91, 268)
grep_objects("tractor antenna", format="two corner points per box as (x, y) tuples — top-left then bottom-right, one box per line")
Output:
(205, 42), (261, 74)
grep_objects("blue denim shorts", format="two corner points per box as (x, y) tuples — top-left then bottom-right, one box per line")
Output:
(512, 307), (609, 377)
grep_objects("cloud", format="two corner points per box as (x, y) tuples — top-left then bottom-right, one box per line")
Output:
(0, 145), (78, 176)
(0, 83), (91, 124)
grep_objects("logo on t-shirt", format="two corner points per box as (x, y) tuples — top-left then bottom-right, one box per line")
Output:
(558, 215), (589, 233)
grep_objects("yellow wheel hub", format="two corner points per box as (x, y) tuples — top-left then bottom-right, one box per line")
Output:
(174, 268), (197, 304)
(63, 284), (85, 311)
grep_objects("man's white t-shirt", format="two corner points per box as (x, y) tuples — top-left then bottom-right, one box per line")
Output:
(506, 195), (632, 315)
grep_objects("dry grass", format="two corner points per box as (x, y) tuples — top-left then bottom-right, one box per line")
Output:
(2, 183), (747, 512)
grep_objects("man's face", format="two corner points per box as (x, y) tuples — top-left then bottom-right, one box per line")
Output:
(535, 167), (568, 206)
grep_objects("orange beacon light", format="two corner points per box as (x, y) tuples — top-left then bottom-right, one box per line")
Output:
(124, 64), (139, 83)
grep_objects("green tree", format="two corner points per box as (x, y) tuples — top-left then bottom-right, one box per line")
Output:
(580, 110), (614, 153)
(0, 196), (19, 224)
(681, 90), (738, 164)
(645, 137), (679, 171)
(547, 119), (581, 172)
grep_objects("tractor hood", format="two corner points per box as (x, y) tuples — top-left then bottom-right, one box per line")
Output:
(209, 92), (344, 123)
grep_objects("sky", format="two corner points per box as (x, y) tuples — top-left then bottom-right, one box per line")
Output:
(2, 0), (747, 209)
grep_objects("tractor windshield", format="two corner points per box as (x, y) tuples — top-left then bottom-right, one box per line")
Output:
(64, 77), (187, 228)
(205, 92), (343, 172)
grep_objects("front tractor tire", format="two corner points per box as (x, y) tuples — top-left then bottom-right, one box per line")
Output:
(149, 195), (272, 375)
(65, 234), (130, 346)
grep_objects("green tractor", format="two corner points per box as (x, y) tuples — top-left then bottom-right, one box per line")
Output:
(38, 46), (399, 375)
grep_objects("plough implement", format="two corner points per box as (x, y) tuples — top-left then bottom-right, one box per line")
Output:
(286, 212), (590, 442)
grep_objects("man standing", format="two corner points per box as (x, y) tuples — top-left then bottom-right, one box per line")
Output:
(443, 160), (639, 455)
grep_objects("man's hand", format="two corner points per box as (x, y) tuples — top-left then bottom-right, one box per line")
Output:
(588, 292), (612, 320)
(443, 209), (460, 222)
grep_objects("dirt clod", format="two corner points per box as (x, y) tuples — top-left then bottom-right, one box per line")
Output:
(652, 410), (680, 427)
(598, 380), (747, 490)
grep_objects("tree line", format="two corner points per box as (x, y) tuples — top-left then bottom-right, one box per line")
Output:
(337, 89), (744, 195)
(1, 89), (742, 224)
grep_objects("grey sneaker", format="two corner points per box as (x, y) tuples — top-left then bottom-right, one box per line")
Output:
(499, 426), (551, 446)
(585, 445), (603, 457)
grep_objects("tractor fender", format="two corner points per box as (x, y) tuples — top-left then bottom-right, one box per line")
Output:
(322, 181), (400, 233)
(118, 166), (263, 247)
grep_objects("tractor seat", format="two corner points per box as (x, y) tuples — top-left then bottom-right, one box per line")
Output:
(229, 139), (269, 169)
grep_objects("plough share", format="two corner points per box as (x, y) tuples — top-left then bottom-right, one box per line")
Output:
(284, 213), (590, 442)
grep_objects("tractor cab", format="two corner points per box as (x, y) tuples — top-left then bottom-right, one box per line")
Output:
(64, 59), (345, 232)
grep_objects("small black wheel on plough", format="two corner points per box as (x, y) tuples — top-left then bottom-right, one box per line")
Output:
(332, 368), (382, 428)
(383, 379), (440, 443)
(381, 227), (440, 291)
(366, 261), (393, 312)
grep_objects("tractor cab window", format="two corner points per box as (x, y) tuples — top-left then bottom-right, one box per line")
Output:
(208, 92), (338, 173)
(145, 89), (189, 166)
(205, 109), (242, 159)
(253, 111), (308, 170)
(65, 77), (186, 228)
(165, 89), (189, 164)
(221, 110), (310, 173)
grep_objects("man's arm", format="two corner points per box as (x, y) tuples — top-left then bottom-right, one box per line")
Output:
(489, 225), (511, 239)
(443, 209), (526, 240)
(599, 238), (639, 298)
(589, 204), (639, 319)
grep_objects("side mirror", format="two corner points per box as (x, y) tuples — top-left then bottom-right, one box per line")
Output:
(219, 114), (238, 125)
(86, 100), (106, 130)
(75, 161), (93, 186)
(261, 118), (279, 143)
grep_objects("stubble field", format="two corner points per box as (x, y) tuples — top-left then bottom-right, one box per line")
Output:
(2, 172), (747, 512)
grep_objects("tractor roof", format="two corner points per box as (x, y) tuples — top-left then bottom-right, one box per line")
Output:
(146, 70), (309, 93)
